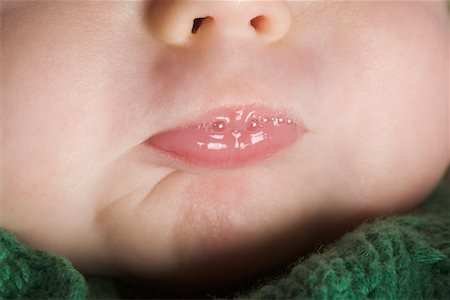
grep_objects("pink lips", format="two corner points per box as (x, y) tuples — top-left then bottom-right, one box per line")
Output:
(147, 105), (305, 168)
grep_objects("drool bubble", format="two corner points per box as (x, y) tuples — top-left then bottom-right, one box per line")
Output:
(247, 118), (261, 131)
(212, 120), (227, 133)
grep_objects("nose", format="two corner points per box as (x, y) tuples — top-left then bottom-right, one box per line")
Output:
(148, 0), (292, 46)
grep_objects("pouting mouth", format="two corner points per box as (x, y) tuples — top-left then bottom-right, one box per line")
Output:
(146, 105), (307, 169)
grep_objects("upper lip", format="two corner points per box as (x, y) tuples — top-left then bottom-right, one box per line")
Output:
(147, 96), (302, 134)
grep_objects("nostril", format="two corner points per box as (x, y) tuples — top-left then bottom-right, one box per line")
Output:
(250, 15), (270, 33)
(148, 1), (291, 46)
(191, 16), (213, 34)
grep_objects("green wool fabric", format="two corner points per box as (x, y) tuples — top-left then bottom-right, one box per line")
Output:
(1, 181), (449, 299)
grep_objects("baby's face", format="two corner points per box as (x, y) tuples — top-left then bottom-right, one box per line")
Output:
(2, 0), (449, 292)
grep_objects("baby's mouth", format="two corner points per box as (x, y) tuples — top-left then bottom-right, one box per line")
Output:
(146, 105), (307, 168)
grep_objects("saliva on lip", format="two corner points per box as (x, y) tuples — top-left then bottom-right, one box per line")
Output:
(193, 109), (296, 151)
(147, 106), (301, 168)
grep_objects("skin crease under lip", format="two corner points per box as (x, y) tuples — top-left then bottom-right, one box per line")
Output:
(0, 0), (449, 293)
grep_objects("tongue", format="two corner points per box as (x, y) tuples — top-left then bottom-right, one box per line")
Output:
(147, 105), (303, 168)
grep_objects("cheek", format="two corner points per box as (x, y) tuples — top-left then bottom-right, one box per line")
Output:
(296, 2), (449, 215)
(367, 8), (448, 184)
(1, 1), (146, 203)
(3, 60), (109, 201)
(327, 3), (449, 209)
(1, 6), (116, 233)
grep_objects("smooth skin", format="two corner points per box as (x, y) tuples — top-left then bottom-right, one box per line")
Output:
(1, 0), (449, 293)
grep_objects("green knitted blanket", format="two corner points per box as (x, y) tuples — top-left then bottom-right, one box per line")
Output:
(1, 182), (449, 299)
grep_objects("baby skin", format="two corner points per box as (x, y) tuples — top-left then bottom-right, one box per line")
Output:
(1, 0), (449, 295)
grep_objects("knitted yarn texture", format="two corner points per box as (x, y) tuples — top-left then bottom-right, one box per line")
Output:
(0, 231), (87, 299)
(1, 182), (449, 299)
(241, 182), (450, 299)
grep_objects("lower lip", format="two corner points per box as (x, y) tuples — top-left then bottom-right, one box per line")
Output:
(147, 105), (305, 169)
